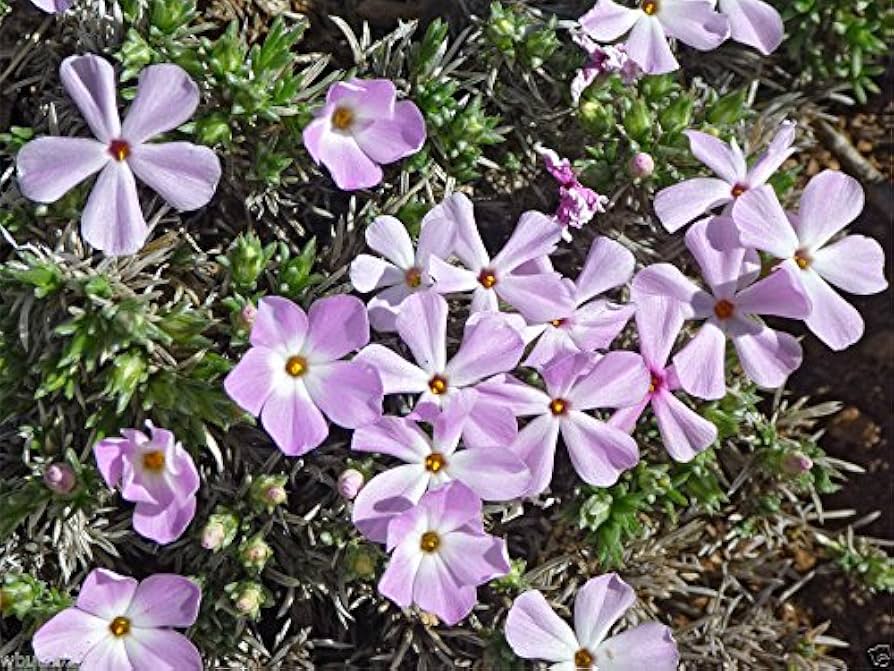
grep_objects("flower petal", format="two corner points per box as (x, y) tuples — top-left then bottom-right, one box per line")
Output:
(811, 234), (888, 296)
(719, 0), (784, 55)
(797, 170), (865, 250)
(449, 193), (490, 269)
(351, 416), (431, 461)
(439, 530), (510, 585)
(684, 130), (746, 184)
(428, 255), (480, 294)
(686, 216), (746, 299)
(475, 375), (551, 417)
(524, 327), (579, 371)
(574, 573), (635, 649)
(798, 267), (865, 351)
(378, 537), (424, 607)
(446, 314), (523, 387)
(730, 319), (803, 387)
(672, 321), (728, 400)
(497, 273), (578, 323)
(745, 120), (796, 186)
(412, 555), (477, 626)
(395, 290), (448, 374)
(251, 296), (308, 352)
(80, 637), (130, 671)
(60, 54), (121, 143)
(575, 236), (636, 303)
(223, 346), (278, 416)
(365, 215), (415, 268)
(121, 64), (199, 144)
(132, 496), (196, 544)
(16, 137), (108, 203)
(596, 622), (679, 671)
(32, 607), (109, 665)
(93, 437), (129, 489)
(561, 412), (639, 486)
(569, 350), (650, 411)
(735, 264), (811, 319)
(354, 100), (426, 164)
(352, 464), (429, 543)
(626, 15), (678, 75)
(77, 569), (138, 619)
(631, 264), (708, 317)
(659, 0), (730, 50)
(731, 184), (799, 258)
(635, 295), (685, 369)
(651, 390), (717, 462)
(305, 360), (383, 429)
(127, 142), (220, 211)
(417, 196), (460, 265)
(81, 162), (148, 256)
(313, 130), (383, 191)
(510, 414), (561, 496)
(569, 300), (636, 352)
(579, 0), (641, 41)
(424, 480), (483, 535)
(350, 255), (404, 294)
(125, 574), (200, 628)
(608, 397), (650, 433)
(463, 398), (520, 449)
(354, 344), (429, 394)
(654, 178), (732, 233)
(493, 211), (563, 274)
(304, 294), (370, 362)
(123, 627), (203, 671)
(505, 590), (579, 662)
(447, 446), (531, 500)
(260, 382), (329, 456)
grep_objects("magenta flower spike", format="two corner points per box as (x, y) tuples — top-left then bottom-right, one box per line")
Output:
(349, 194), (459, 332)
(94, 422), (199, 544)
(427, 204), (575, 322)
(351, 396), (531, 542)
(578, 0), (729, 75)
(29, 0), (74, 12)
(378, 482), (510, 625)
(609, 296), (717, 462)
(539, 148), (608, 237)
(732, 170), (887, 350)
(355, 291), (524, 448)
(717, 0), (784, 55)
(477, 351), (650, 494)
(16, 55), (221, 256)
(224, 295), (384, 456)
(505, 573), (679, 671)
(524, 236), (636, 369)
(654, 121), (796, 233)
(302, 78), (426, 191)
(632, 216), (811, 400)
(32, 568), (202, 670)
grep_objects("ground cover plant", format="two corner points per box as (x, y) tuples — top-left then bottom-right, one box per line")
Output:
(0, 0), (892, 668)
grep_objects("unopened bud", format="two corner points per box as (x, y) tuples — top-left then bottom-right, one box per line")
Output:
(249, 474), (288, 512)
(200, 509), (239, 551)
(629, 152), (655, 178)
(240, 304), (258, 328)
(43, 463), (76, 494)
(783, 452), (813, 475)
(239, 535), (273, 571)
(337, 468), (364, 500)
(229, 581), (266, 619)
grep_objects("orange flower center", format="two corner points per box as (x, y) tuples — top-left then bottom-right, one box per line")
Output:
(405, 267), (422, 288)
(428, 374), (448, 395)
(714, 299), (735, 320)
(551, 318), (566, 328)
(424, 452), (447, 473)
(108, 139), (130, 162)
(641, 0), (658, 14)
(285, 355), (307, 377)
(649, 374), (661, 393)
(331, 106), (354, 130)
(549, 398), (568, 416)
(794, 251), (811, 269)
(109, 616), (131, 637)
(731, 183), (748, 198)
(142, 450), (165, 472)
(420, 531), (440, 553)
(574, 647), (594, 668)
(478, 269), (498, 289)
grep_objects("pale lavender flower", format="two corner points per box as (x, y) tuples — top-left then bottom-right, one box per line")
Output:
(378, 482), (509, 625)
(29, 0), (73, 12)
(654, 121), (796, 232)
(632, 216), (811, 400)
(477, 351), (649, 494)
(609, 296), (717, 462)
(718, 0), (784, 55)
(579, 0), (729, 75)
(732, 170), (887, 350)
(338, 468), (365, 500)
(33, 568), (202, 670)
(349, 194), (458, 332)
(571, 34), (641, 102)
(94, 422), (199, 544)
(44, 463), (76, 494)
(524, 236), (636, 369)
(505, 573), (679, 671)
(302, 79), (426, 191)
(427, 204), (575, 321)
(16, 55), (221, 256)
(224, 295), (383, 456)
(355, 291), (524, 448)
(351, 396), (531, 542)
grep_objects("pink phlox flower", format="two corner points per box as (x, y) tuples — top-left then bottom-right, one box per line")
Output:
(717, 0), (784, 55)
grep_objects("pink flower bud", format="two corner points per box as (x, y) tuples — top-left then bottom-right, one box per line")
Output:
(43, 463), (76, 494)
(263, 485), (287, 506)
(783, 452), (813, 475)
(629, 152), (654, 178)
(337, 468), (364, 500)
(240, 304), (258, 328)
(201, 522), (226, 550)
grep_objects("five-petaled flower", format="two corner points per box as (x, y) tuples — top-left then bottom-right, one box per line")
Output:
(302, 79), (426, 191)
(32, 568), (202, 670)
(378, 481), (510, 626)
(505, 572), (679, 671)
(94, 422), (199, 544)
(224, 295), (384, 456)
(16, 55), (221, 256)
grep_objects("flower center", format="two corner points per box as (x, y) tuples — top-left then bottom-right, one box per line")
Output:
(794, 250), (811, 270)
(285, 355), (307, 377)
(574, 647), (594, 668)
(649, 374), (662, 393)
(331, 106), (354, 131)
(108, 139), (130, 162)
(424, 452), (447, 473)
(641, 0), (658, 15)
(142, 450), (165, 472)
(549, 398), (568, 416)
(477, 269), (498, 289)
(731, 183), (748, 198)
(428, 374), (448, 395)
(405, 267), (423, 288)
(714, 299), (735, 320)
(420, 531), (440, 553)
(109, 616), (131, 638)
(551, 318), (566, 328)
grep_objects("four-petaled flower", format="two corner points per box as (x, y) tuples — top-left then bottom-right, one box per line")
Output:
(33, 568), (202, 670)
(505, 572), (679, 671)
(17, 55), (221, 256)
(224, 295), (384, 456)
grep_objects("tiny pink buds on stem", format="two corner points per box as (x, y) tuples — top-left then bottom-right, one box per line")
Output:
(629, 152), (655, 178)
(43, 463), (76, 494)
(337, 468), (364, 500)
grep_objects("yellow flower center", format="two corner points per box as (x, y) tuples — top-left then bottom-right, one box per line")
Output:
(285, 355), (307, 377)
(731, 183), (748, 198)
(420, 531), (440, 553)
(142, 450), (165, 472)
(641, 0), (658, 15)
(649, 374), (661, 393)
(551, 318), (566, 328)
(331, 106), (354, 130)
(424, 452), (447, 473)
(794, 251), (811, 269)
(428, 374), (448, 395)
(714, 299), (735, 320)
(405, 267), (422, 288)
(478, 269), (498, 289)
(108, 139), (130, 162)
(109, 616), (131, 637)
(549, 398), (568, 416)
(574, 647), (594, 668)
